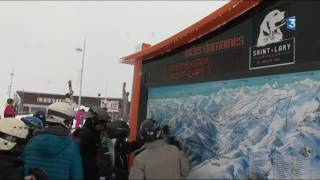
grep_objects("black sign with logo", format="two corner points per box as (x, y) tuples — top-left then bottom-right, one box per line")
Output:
(142, 1), (320, 88)
(250, 38), (295, 69)
(249, 3), (296, 69)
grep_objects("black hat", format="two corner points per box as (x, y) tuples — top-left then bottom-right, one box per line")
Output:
(106, 120), (130, 139)
(88, 106), (111, 124)
(7, 98), (14, 104)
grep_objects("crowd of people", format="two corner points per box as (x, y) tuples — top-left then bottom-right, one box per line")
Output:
(0, 98), (190, 180)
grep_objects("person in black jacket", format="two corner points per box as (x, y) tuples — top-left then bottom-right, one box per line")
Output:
(72, 106), (111, 180)
(162, 124), (182, 150)
(0, 118), (47, 180)
(96, 131), (114, 180)
(106, 120), (145, 180)
(0, 116), (26, 180)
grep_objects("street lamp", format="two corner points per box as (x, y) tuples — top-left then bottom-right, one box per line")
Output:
(76, 39), (86, 109)
(8, 70), (14, 98)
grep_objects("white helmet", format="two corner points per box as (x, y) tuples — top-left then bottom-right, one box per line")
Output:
(46, 102), (75, 128)
(0, 118), (29, 150)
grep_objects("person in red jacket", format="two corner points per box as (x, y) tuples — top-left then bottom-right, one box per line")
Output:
(4, 98), (15, 118)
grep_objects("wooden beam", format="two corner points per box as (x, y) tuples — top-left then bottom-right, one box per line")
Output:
(128, 43), (151, 168)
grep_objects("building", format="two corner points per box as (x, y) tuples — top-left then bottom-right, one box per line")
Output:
(16, 90), (128, 121)
(122, 0), (320, 178)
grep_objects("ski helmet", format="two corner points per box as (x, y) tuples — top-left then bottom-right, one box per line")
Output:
(46, 102), (75, 128)
(21, 116), (44, 129)
(88, 106), (111, 124)
(106, 120), (130, 139)
(139, 119), (162, 142)
(0, 118), (29, 150)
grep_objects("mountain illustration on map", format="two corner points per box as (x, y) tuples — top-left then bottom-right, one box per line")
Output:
(147, 70), (320, 179)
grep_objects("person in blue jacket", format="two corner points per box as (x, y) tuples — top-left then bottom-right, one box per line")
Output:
(23, 102), (83, 180)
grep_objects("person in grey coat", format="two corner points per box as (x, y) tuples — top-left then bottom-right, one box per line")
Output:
(129, 119), (189, 180)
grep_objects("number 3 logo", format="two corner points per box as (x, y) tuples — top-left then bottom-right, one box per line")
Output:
(286, 16), (296, 30)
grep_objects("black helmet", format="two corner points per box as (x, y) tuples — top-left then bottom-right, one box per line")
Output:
(139, 119), (162, 142)
(106, 120), (130, 139)
(88, 106), (111, 124)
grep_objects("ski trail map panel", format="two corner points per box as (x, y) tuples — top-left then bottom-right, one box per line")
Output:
(147, 70), (320, 179)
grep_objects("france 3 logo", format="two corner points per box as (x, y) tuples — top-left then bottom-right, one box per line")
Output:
(286, 16), (296, 31)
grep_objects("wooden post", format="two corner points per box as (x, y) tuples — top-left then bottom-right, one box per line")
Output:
(128, 43), (151, 168)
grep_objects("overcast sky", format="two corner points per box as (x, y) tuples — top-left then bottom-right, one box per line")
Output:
(0, 1), (228, 113)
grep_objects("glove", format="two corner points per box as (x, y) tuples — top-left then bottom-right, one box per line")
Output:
(28, 168), (48, 180)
